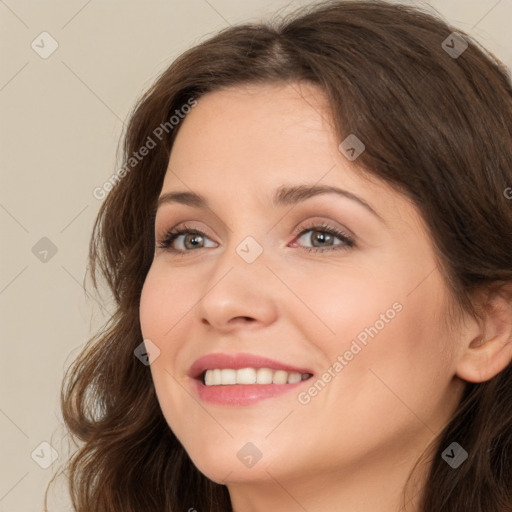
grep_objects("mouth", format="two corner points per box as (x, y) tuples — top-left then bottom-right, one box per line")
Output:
(200, 367), (313, 386)
(188, 352), (315, 406)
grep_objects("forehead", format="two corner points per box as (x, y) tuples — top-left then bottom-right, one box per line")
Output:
(165, 83), (357, 188)
(161, 82), (419, 231)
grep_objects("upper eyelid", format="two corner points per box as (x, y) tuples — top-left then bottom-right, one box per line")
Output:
(156, 221), (345, 239)
(155, 214), (354, 238)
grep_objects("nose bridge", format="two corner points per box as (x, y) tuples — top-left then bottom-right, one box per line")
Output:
(212, 206), (271, 277)
(209, 230), (269, 298)
(196, 229), (278, 328)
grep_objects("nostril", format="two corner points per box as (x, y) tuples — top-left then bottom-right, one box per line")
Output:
(230, 316), (255, 324)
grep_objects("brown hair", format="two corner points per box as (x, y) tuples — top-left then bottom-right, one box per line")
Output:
(47, 0), (512, 510)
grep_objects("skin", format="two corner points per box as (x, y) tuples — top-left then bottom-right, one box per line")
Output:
(139, 82), (512, 512)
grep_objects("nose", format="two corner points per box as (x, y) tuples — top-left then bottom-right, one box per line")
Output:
(197, 240), (279, 332)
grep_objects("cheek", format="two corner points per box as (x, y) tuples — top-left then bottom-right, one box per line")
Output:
(301, 261), (451, 398)
(139, 263), (194, 339)
(139, 273), (163, 340)
(341, 274), (456, 417)
(138, 266), (194, 426)
(290, 263), (395, 350)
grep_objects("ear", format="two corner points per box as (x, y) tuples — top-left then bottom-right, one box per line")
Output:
(455, 283), (512, 383)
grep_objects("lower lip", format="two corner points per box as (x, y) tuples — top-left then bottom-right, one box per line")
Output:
(191, 377), (310, 406)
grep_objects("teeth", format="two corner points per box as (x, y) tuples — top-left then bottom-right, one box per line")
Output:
(287, 372), (302, 384)
(256, 368), (273, 384)
(272, 370), (288, 384)
(237, 368), (257, 384)
(221, 369), (236, 385)
(203, 367), (310, 386)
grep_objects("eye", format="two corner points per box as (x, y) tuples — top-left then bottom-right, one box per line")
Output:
(156, 221), (355, 255)
(292, 222), (355, 253)
(157, 223), (216, 254)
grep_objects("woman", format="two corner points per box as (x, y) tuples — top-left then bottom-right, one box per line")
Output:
(49, 0), (512, 510)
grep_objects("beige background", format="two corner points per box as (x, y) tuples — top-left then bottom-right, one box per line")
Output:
(1, 0), (510, 510)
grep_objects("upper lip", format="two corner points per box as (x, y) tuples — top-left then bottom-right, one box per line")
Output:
(188, 352), (314, 380)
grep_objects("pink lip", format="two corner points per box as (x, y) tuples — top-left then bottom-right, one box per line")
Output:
(187, 352), (314, 406)
(188, 352), (313, 379)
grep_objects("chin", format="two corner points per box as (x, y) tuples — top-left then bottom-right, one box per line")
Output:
(177, 433), (285, 483)
(187, 447), (274, 484)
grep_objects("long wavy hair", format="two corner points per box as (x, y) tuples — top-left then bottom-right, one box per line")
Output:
(46, 1), (512, 510)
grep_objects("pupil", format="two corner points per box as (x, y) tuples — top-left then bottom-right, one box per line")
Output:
(313, 231), (332, 246)
(186, 234), (203, 248)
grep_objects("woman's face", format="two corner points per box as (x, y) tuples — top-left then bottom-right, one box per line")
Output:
(139, 82), (467, 493)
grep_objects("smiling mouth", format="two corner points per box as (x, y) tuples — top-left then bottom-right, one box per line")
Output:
(201, 367), (314, 386)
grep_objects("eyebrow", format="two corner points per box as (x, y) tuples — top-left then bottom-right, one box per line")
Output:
(157, 184), (383, 222)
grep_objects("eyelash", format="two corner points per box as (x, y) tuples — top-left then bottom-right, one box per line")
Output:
(157, 222), (355, 255)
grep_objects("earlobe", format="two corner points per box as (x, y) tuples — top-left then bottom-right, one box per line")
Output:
(455, 285), (512, 384)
